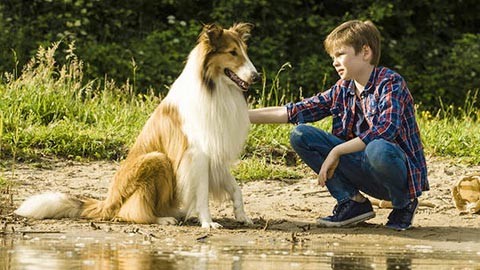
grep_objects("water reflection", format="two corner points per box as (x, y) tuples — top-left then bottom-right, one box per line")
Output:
(1, 234), (479, 269)
(1, 239), (176, 270)
(385, 256), (412, 270)
(330, 255), (413, 269)
(331, 256), (374, 269)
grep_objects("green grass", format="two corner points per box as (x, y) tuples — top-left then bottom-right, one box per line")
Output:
(0, 42), (479, 184)
(418, 90), (480, 163)
(0, 175), (6, 188)
(0, 42), (158, 161)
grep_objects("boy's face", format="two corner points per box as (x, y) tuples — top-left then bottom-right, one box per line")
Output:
(330, 45), (371, 81)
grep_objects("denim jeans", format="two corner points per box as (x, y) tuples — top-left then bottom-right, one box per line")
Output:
(290, 124), (411, 209)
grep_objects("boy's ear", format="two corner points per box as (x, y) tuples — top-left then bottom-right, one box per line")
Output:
(362, 45), (373, 62)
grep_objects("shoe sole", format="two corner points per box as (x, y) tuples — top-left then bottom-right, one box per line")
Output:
(316, 211), (376, 228)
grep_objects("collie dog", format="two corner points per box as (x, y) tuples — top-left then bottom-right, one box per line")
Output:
(15, 23), (259, 228)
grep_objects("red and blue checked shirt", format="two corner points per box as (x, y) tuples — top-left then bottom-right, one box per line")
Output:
(286, 66), (429, 199)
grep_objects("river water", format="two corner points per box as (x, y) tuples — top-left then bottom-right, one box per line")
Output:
(1, 231), (479, 269)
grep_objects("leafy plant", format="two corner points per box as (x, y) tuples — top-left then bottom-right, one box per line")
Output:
(1, 1), (479, 109)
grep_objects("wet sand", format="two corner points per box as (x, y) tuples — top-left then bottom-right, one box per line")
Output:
(1, 156), (479, 249)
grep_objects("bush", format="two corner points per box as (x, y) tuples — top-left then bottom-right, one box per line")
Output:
(0, 1), (479, 110)
(423, 34), (480, 106)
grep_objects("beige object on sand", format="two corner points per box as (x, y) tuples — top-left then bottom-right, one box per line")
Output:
(370, 198), (435, 209)
(452, 173), (480, 214)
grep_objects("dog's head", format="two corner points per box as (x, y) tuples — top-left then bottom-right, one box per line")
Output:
(198, 23), (259, 92)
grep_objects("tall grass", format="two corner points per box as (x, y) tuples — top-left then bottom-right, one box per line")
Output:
(0, 42), (159, 161)
(0, 42), (479, 183)
(418, 90), (480, 163)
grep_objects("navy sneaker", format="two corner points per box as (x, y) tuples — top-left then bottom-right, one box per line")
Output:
(385, 198), (419, 231)
(317, 198), (375, 227)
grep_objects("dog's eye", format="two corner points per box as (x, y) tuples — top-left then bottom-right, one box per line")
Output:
(229, 50), (238, 56)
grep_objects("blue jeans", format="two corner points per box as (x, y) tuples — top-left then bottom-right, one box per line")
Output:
(290, 124), (410, 209)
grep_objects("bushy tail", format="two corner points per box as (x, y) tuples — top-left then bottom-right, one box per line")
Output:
(15, 192), (83, 219)
(81, 198), (113, 220)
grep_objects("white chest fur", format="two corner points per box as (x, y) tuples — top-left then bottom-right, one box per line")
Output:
(163, 49), (250, 166)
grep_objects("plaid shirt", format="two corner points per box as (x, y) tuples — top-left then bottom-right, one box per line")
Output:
(286, 66), (429, 199)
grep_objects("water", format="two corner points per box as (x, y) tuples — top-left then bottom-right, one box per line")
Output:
(1, 232), (480, 269)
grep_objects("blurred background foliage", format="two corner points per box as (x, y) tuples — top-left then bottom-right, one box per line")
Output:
(0, 0), (479, 110)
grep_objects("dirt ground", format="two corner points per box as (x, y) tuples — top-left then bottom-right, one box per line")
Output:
(1, 156), (479, 249)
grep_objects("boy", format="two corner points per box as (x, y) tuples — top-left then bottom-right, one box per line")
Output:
(249, 20), (429, 230)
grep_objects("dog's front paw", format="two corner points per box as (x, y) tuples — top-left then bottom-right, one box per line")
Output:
(111, 217), (125, 223)
(201, 221), (223, 229)
(236, 215), (253, 225)
(156, 217), (178, 225)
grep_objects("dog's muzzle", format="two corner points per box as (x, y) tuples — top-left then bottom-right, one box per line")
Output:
(224, 69), (250, 91)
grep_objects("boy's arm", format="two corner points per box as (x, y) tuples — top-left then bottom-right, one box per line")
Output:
(331, 137), (367, 156)
(248, 106), (288, 124)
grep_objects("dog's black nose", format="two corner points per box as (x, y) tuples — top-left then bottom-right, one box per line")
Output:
(251, 72), (261, 83)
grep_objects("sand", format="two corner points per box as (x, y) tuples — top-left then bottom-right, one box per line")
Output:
(1, 157), (479, 249)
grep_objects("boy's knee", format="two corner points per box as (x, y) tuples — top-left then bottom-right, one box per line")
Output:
(366, 139), (386, 155)
(290, 124), (309, 147)
(365, 139), (405, 170)
(290, 124), (332, 147)
(289, 124), (320, 148)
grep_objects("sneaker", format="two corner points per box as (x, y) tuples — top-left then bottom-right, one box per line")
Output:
(385, 198), (419, 231)
(317, 198), (375, 227)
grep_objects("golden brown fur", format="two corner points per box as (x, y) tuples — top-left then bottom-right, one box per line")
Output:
(81, 103), (187, 223)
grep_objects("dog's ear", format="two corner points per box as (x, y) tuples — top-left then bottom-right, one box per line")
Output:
(230, 23), (254, 42)
(200, 23), (223, 51)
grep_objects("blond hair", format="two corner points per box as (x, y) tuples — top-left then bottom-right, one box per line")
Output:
(324, 20), (381, 66)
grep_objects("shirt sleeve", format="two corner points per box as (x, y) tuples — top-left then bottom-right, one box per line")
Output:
(358, 74), (404, 144)
(285, 87), (335, 124)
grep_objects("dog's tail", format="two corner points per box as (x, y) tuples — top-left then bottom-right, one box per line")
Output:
(80, 197), (113, 220)
(15, 192), (85, 219)
(15, 192), (119, 221)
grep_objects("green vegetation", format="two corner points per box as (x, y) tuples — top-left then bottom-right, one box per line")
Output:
(418, 91), (480, 164)
(0, 171), (6, 188)
(0, 1), (479, 110)
(0, 42), (158, 161)
(0, 44), (479, 184)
